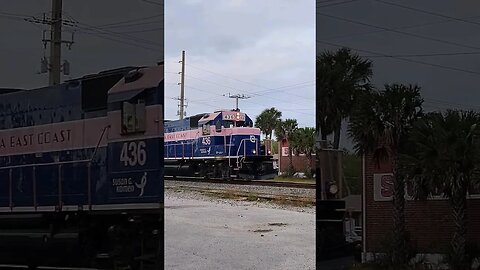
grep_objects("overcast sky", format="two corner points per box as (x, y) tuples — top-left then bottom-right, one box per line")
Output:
(165, 0), (315, 128)
(0, 0), (162, 89)
(317, 0), (480, 149)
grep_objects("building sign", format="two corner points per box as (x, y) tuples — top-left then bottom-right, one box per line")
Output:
(373, 173), (394, 201)
(282, 146), (289, 157)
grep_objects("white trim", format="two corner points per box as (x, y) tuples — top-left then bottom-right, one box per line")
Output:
(34, 206), (56, 212)
(8, 207), (36, 212)
(165, 156), (240, 160)
(61, 205), (80, 211)
(0, 203), (162, 212)
(90, 203), (162, 210)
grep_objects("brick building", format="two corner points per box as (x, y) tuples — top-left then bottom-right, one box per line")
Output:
(363, 153), (480, 264)
(277, 139), (316, 174)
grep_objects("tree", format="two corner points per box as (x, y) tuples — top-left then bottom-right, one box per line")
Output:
(316, 47), (373, 149)
(294, 127), (316, 175)
(348, 83), (423, 265)
(400, 110), (480, 269)
(255, 107), (282, 140)
(275, 119), (298, 176)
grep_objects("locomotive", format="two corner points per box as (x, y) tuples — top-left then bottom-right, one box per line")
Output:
(164, 110), (277, 179)
(0, 65), (163, 269)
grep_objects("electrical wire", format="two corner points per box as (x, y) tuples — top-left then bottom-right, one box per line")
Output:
(317, 39), (480, 76)
(317, 12), (480, 51)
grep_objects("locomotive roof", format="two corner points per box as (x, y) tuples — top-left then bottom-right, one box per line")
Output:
(109, 65), (163, 94)
(65, 66), (142, 82)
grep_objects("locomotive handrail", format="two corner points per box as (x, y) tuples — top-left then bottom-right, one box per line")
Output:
(89, 125), (110, 162)
(0, 159), (91, 170)
(236, 138), (249, 168)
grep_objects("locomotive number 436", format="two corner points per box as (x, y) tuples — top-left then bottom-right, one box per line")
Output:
(120, 141), (147, 166)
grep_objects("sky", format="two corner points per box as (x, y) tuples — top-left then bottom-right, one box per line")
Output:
(164, 0), (316, 128)
(317, 0), (480, 150)
(0, 0), (163, 89)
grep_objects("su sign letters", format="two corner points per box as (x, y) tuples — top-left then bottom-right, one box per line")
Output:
(373, 173), (394, 201)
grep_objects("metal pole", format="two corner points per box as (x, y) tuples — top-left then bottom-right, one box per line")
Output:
(319, 140), (328, 200)
(179, 50), (185, 119)
(49, 0), (62, 85)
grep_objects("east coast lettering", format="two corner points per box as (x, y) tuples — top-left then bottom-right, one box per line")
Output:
(0, 129), (71, 149)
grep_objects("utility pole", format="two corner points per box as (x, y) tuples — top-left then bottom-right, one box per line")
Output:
(178, 50), (186, 119)
(29, 0), (75, 85)
(223, 93), (250, 110)
(49, 0), (62, 85)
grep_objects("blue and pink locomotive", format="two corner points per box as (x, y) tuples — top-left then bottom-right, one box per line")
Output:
(164, 110), (277, 179)
(0, 65), (163, 268)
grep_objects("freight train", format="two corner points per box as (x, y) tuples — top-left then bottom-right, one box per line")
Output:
(164, 110), (277, 179)
(0, 65), (163, 269)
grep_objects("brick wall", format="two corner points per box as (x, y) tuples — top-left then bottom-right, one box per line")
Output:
(277, 139), (316, 174)
(365, 153), (480, 254)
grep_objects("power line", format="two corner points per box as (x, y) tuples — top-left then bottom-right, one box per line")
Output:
(72, 22), (162, 47)
(77, 30), (160, 52)
(373, 0), (480, 29)
(317, 39), (480, 76)
(322, 14), (480, 42)
(140, 0), (164, 6)
(317, 0), (361, 8)
(317, 12), (480, 51)
(360, 51), (480, 58)
(186, 64), (315, 97)
(94, 14), (163, 28)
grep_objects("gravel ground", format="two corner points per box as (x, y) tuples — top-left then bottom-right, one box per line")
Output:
(165, 179), (315, 198)
(165, 189), (316, 270)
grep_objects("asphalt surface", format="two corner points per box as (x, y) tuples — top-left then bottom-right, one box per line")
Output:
(164, 192), (315, 270)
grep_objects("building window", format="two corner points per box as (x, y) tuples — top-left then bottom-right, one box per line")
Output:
(122, 99), (146, 134)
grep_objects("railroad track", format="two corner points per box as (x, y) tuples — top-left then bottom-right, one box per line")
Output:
(165, 176), (316, 189)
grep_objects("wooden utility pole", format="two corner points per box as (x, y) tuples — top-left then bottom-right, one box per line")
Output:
(179, 50), (186, 119)
(49, 0), (62, 85)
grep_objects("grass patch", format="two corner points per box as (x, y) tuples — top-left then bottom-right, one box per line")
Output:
(272, 176), (316, 184)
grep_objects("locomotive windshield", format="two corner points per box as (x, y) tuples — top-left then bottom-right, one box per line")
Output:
(223, 120), (252, 128)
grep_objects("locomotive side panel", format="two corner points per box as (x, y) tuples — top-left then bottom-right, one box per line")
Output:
(105, 66), (164, 207)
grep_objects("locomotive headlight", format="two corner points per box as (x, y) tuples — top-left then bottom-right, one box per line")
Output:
(252, 150), (256, 154)
(268, 150), (272, 155)
(329, 183), (338, 195)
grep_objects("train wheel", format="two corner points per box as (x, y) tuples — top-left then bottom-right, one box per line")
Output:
(220, 163), (232, 180)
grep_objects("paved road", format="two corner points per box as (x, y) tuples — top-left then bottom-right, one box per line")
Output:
(165, 193), (315, 270)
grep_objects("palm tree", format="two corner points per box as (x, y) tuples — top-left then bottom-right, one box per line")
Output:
(275, 119), (298, 176)
(295, 127), (316, 175)
(348, 83), (423, 265)
(255, 107), (282, 140)
(400, 110), (480, 269)
(316, 47), (373, 149)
